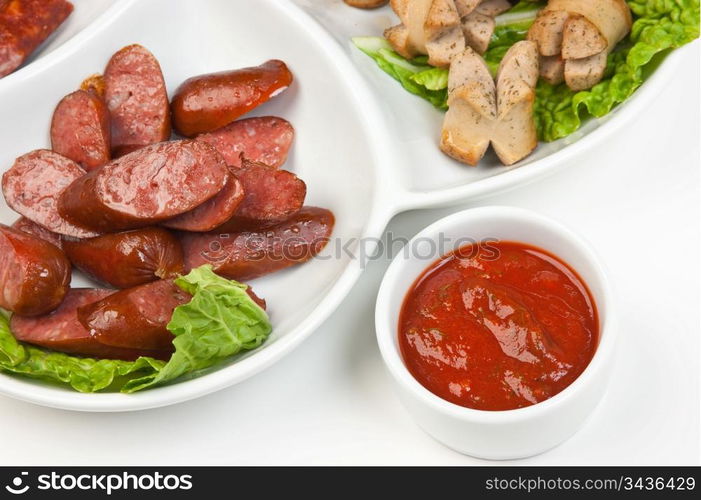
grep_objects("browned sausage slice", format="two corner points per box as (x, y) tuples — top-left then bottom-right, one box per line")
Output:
(0, 0), (73, 78)
(58, 140), (228, 232)
(2, 150), (98, 238)
(214, 160), (306, 232)
(81, 73), (105, 98)
(10, 288), (172, 361)
(196, 116), (295, 169)
(11, 216), (62, 249)
(171, 60), (293, 137)
(0, 223), (70, 316)
(77, 279), (191, 351)
(51, 89), (111, 171)
(63, 227), (184, 289)
(104, 44), (171, 156)
(161, 172), (244, 232)
(180, 207), (334, 281)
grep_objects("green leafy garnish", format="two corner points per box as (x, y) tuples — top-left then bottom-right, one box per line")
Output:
(0, 266), (272, 393)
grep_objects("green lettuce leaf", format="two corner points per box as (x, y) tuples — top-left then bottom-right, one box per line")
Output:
(122, 266), (271, 393)
(353, 0), (699, 142)
(0, 266), (272, 393)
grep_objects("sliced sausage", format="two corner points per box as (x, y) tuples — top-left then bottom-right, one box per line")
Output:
(564, 51), (607, 91)
(50, 89), (111, 171)
(214, 160), (306, 232)
(58, 140), (228, 232)
(561, 14), (606, 60)
(171, 60), (293, 137)
(63, 227), (184, 289)
(77, 279), (191, 351)
(180, 206), (335, 281)
(10, 288), (172, 361)
(196, 116), (295, 169)
(0, 223), (70, 316)
(0, 0), (73, 78)
(526, 9), (568, 57)
(104, 44), (171, 156)
(2, 149), (98, 238)
(11, 216), (62, 249)
(161, 171), (243, 232)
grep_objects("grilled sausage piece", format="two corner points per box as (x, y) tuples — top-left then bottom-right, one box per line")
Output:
(0, 224), (70, 316)
(11, 216), (62, 249)
(58, 140), (228, 232)
(11, 288), (172, 361)
(214, 159), (306, 232)
(161, 172), (244, 232)
(171, 60), (293, 137)
(77, 279), (191, 351)
(104, 44), (171, 156)
(63, 227), (184, 289)
(2, 149), (98, 238)
(180, 206), (334, 281)
(196, 116), (295, 169)
(0, 0), (73, 78)
(51, 89), (111, 171)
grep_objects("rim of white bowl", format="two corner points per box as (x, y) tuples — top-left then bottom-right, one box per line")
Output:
(375, 206), (617, 424)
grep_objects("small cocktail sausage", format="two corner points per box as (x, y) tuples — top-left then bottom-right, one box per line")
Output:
(0, 224), (70, 316)
(104, 44), (171, 156)
(77, 279), (191, 351)
(196, 116), (295, 169)
(171, 60), (293, 137)
(51, 89), (111, 171)
(11, 288), (172, 361)
(180, 206), (334, 281)
(63, 227), (184, 289)
(58, 140), (228, 232)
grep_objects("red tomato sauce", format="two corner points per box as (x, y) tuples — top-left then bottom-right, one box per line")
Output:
(399, 241), (598, 411)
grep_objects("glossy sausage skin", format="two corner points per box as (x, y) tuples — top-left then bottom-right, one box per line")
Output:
(0, 224), (70, 316)
(11, 288), (172, 361)
(180, 207), (334, 281)
(196, 116), (295, 169)
(77, 279), (191, 351)
(2, 149), (98, 238)
(12, 216), (62, 249)
(162, 172), (244, 232)
(171, 60), (293, 137)
(0, 0), (73, 78)
(215, 160), (306, 232)
(63, 227), (184, 289)
(58, 140), (228, 232)
(104, 44), (171, 156)
(51, 89), (111, 171)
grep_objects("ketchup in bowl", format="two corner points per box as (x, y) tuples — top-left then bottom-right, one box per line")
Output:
(399, 241), (598, 411)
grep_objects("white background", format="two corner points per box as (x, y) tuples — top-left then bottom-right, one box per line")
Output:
(0, 25), (699, 468)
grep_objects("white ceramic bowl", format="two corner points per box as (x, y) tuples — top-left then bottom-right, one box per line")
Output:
(375, 206), (616, 459)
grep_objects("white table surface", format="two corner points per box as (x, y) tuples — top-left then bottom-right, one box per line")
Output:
(0, 36), (698, 466)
